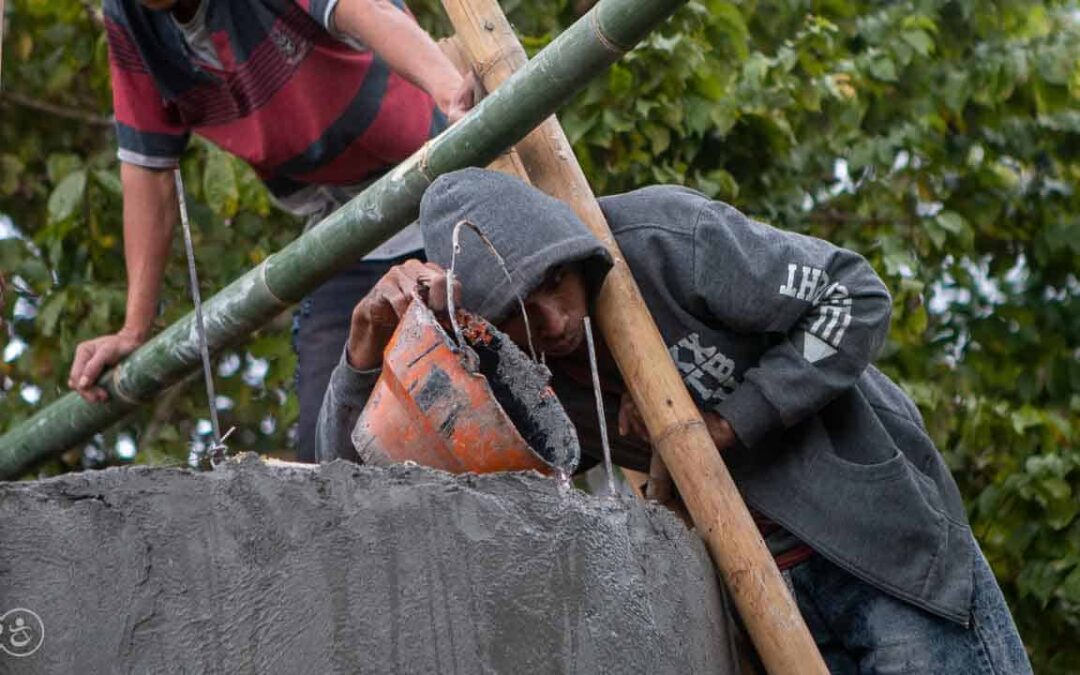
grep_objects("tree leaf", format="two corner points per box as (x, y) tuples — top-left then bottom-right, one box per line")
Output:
(46, 153), (83, 185)
(868, 55), (898, 82)
(47, 170), (87, 223)
(901, 30), (934, 57)
(1, 154), (25, 197)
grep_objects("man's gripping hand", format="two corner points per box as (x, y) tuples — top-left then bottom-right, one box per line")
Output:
(346, 260), (461, 370)
(68, 329), (148, 403)
(618, 391), (738, 453)
(437, 71), (476, 124)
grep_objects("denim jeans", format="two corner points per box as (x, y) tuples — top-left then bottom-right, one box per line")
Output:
(784, 534), (1032, 674)
(291, 253), (423, 463)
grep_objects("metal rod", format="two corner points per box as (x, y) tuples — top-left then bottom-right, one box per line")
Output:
(0, 0), (689, 478)
(174, 169), (226, 465)
(582, 316), (615, 496)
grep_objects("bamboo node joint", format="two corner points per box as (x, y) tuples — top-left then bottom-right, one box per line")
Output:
(589, 10), (631, 55)
(259, 259), (290, 307)
(110, 368), (143, 406)
(416, 141), (436, 183)
(653, 419), (707, 447)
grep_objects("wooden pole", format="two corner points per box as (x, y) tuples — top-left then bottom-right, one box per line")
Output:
(440, 2), (827, 673)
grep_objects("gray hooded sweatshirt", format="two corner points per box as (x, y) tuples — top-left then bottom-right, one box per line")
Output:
(316, 168), (975, 626)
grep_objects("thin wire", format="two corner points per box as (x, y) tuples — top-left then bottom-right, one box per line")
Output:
(174, 169), (229, 466)
(446, 219), (537, 362)
(583, 316), (616, 496)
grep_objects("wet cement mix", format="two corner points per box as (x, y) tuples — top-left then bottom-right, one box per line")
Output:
(0, 455), (738, 674)
(458, 309), (580, 472)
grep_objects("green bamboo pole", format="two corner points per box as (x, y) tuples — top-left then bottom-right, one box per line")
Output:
(0, 0), (687, 479)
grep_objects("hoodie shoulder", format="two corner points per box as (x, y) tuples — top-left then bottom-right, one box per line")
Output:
(597, 185), (713, 238)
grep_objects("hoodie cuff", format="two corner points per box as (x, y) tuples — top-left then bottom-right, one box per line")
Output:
(332, 347), (382, 400)
(714, 380), (784, 450)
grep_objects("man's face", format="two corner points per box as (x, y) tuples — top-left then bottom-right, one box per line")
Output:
(499, 264), (589, 359)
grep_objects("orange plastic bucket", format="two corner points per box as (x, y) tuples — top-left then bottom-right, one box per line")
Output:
(351, 299), (580, 475)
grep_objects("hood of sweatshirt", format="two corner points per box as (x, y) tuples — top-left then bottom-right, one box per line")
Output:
(419, 168), (614, 325)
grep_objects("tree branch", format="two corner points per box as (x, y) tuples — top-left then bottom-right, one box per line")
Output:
(0, 91), (114, 127)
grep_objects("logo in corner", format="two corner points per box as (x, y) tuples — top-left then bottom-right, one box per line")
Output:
(0, 608), (44, 658)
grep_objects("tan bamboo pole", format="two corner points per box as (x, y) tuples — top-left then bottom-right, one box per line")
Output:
(446, 32), (647, 501)
(440, 2), (827, 673)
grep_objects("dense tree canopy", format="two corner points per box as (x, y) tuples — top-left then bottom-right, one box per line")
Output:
(1, 0), (1077, 669)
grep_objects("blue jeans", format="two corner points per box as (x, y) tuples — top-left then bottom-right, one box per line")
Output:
(785, 535), (1032, 674)
(291, 253), (423, 463)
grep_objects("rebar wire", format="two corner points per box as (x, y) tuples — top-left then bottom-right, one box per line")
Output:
(583, 316), (616, 496)
(446, 219), (538, 363)
(174, 169), (230, 466)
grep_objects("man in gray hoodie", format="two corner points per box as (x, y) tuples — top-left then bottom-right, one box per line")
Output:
(316, 168), (1031, 673)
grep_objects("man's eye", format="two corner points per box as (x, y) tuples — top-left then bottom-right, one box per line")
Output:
(545, 267), (565, 289)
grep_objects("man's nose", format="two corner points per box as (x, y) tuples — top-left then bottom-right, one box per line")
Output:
(533, 299), (567, 339)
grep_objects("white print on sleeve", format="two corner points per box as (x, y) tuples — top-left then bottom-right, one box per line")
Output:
(778, 263), (854, 363)
(668, 333), (737, 409)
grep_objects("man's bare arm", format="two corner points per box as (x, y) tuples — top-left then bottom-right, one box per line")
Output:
(331, 0), (473, 122)
(68, 163), (176, 402)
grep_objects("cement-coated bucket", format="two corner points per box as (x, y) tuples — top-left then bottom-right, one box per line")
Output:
(351, 299), (580, 475)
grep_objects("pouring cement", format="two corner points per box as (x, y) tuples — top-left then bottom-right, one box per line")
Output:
(0, 455), (738, 673)
(353, 301), (581, 476)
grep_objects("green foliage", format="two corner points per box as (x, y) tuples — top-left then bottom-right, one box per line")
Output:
(1, 0), (1077, 669)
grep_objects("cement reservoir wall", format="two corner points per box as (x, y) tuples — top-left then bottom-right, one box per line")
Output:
(0, 454), (737, 674)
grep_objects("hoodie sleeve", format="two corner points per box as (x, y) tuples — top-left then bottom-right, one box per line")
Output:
(692, 201), (892, 450)
(314, 348), (382, 463)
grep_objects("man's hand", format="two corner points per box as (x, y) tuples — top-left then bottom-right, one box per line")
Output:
(618, 392), (737, 452)
(702, 412), (737, 452)
(618, 392), (650, 441)
(68, 329), (148, 403)
(346, 260), (460, 370)
(435, 71), (476, 125)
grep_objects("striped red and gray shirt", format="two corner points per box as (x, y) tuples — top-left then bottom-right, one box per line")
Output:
(104, 0), (446, 223)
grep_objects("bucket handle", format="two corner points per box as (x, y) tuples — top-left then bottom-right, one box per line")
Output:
(445, 219), (539, 363)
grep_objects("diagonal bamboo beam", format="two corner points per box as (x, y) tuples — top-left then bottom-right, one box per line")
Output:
(0, 0), (690, 477)
(441, 2), (828, 672)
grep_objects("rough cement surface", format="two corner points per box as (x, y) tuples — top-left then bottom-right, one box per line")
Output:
(0, 454), (736, 674)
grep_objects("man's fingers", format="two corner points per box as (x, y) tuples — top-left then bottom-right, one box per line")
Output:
(378, 277), (412, 320)
(69, 342), (92, 388)
(80, 346), (115, 392)
(419, 274), (459, 313)
(616, 393), (649, 441)
(365, 292), (399, 326)
(618, 394), (632, 436)
(411, 262), (457, 313)
(630, 403), (647, 438)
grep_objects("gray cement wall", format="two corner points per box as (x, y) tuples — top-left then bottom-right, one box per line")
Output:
(0, 454), (737, 674)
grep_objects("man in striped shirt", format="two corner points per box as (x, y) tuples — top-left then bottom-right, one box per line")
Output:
(67, 0), (473, 461)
